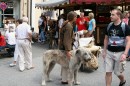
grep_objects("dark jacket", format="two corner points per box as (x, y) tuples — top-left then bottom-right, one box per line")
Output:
(59, 21), (74, 51)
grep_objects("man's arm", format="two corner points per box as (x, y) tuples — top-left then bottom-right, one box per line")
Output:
(27, 26), (32, 42)
(103, 35), (108, 51)
(120, 36), (130, 62)
(28, 32), (32, 42)
(102, 35), (108, 59)
(123, 36), (130, 56)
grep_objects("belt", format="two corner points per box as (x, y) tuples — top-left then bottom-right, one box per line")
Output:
(17, 38), (28, 40)
(108, 50), (124, 53)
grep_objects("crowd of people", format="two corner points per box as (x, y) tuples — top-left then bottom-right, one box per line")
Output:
(37, 11), (96, 49)
(38, 9), (130, 86)
(0, 8), (130, 86)
(0, 17), (34, 72)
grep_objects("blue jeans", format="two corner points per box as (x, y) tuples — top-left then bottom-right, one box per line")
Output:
(40, 30), (45, 42)
(0, 46), (5, 51)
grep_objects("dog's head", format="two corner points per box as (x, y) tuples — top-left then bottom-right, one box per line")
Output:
(84, 54), (99, 70)
(75, 48), (92, 62)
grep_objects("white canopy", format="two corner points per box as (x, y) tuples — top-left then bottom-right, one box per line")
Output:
(35, 0), (69, 9)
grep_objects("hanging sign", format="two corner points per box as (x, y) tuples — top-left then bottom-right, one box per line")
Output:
(0, 2), (8, 11)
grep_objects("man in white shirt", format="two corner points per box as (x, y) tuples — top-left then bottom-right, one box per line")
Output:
(5, 26), (16, 45)
(58, 14), (64, 30)
(16, 17), (33, 72)
(5, 26), (16, 56)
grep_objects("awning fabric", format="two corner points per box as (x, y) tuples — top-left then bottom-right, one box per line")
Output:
(35, 0), (69, 9)
(126, 0), (130, 2)
(70, 0), (121, 4)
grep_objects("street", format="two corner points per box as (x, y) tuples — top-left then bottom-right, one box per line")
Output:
(0, 43), (130, 86)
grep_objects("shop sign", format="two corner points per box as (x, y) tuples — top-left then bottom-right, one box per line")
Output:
(0, 2), (8, 11)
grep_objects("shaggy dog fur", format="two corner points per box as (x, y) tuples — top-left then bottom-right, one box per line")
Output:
(80, 53), (99, 71)
(81, 45), (102, 70)
(42, 48), (92, 86)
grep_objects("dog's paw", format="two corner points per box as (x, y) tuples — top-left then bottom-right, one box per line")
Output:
(74, 81), (80, 85)
(47, 79), (53, 82)
(42, 81), (46, 86)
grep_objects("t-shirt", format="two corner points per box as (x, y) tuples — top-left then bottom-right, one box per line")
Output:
(105, 22), (130, 52)
(88, 19), (96, 31)
(76, 17), (89, 31)
(16, 22), (31, 39)
(58, 18), (64, 28)
(38, 17), (43, 26)
(5, 32), (16, 45)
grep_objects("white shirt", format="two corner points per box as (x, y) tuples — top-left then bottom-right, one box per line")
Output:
(38, 17), (43, 26)
(58, 18), (64, 28)
(5, 31), (16, 45)
(16, 22), (32, 39)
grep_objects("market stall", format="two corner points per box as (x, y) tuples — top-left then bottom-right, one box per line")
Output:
(35, 0), (69, 9)
(69, 0), (130, 45)
(35, 0), (130, 45)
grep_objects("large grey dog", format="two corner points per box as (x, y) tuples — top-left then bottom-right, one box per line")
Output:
(42, 48), (92, 86)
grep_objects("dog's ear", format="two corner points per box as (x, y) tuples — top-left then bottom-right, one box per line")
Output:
(89, 52), (94, 58)
(75, 49), (81, 57)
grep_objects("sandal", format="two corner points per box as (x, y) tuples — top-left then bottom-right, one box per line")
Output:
(126, 58), (130, 61)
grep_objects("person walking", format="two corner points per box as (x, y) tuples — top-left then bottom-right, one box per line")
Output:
(102, 9), (130, 86)
(40, 15), (47, 43)
(9, 19), (23, 67)
(16, 17), (34, 72)
(59, 11), (77, 84)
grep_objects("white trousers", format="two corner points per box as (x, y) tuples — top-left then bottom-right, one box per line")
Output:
(17, 39), (32, 70)
(13, 41), (19, 61)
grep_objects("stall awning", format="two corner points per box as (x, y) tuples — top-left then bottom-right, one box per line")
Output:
(70, 0), (121, 4)
(126, 0), (130, 2)
(35, 0), (69, 9)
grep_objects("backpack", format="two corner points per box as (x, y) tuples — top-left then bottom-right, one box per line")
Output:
(107, 22), (126, 36)
(107, 22), (126, 46)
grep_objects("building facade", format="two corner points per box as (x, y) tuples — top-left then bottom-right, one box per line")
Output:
(0, 0), (42, 32)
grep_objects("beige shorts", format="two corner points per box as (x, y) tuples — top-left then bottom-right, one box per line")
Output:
(104, 50), (126, 75)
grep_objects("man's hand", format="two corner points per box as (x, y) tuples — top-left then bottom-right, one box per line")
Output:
(66, 51), (72, 60)
(120, 54), (126, 62)
(102, 50), (107, 59)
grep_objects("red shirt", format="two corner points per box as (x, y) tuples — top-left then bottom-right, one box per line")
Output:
(76, 17), (89, 31)
(0, 36), (6, 46)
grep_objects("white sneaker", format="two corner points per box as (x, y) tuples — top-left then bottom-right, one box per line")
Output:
(19, 69), (24, 72)
(9, 63), (16, 67)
